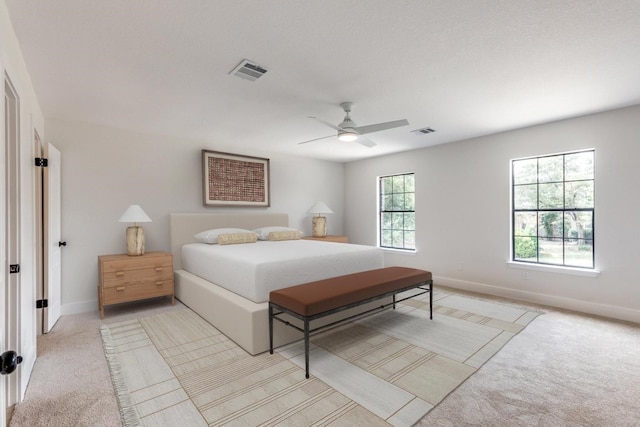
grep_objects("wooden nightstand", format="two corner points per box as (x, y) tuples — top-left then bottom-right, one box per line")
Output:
(98, 251), (174, 318)
(302, 235), (349, 243)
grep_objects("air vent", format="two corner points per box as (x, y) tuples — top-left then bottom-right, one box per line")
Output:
(412, 127), (436, 135)
(229, 59), (268, 82)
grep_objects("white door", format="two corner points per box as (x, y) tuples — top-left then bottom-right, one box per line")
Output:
(1, 59), (8, 427)
(44, 143), (62, 332)
(3, 73), (23, 425)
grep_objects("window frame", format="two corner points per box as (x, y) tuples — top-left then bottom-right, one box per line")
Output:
(378, 172), (416, 251)
(511, 149), (595, 269)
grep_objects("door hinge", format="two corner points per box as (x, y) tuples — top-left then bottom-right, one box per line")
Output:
(36, 299), (48, 309)
(35, 157), (48, 167)
(9, 264), (20, 274)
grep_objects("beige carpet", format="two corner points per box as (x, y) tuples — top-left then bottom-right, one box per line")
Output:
(416, 299), (640, 427)
(100, 290), (539, 426)
(10, 288), (640, 426)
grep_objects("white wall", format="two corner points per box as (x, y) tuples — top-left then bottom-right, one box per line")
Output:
(345, 105), (640, 323)
(45, 119), (345, 315)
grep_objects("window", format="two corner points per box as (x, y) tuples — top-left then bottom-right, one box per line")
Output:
(379, 173), (415, 250)
(512, 150), (594, 268)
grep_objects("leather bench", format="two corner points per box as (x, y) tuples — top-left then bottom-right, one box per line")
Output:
(269, 266), (433, 378)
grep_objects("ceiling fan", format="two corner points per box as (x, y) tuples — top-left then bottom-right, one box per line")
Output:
(298, 102), (409, 147)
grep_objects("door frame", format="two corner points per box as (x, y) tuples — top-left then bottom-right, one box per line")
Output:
(34, 131), (44, 335)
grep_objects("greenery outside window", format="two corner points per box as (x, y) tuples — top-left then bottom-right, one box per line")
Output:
(512, 150), (594, 268)
(379, 173), (415, 250)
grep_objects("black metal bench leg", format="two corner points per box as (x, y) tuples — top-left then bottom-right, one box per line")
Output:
(304, 318), (310, 379)
(269, 303), (274, 354)
(429, 280), (433, 319)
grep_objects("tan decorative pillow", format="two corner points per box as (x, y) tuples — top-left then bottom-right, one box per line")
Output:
(253, 226), (301, 240)
(267, 230), (302, 241)
(194, 228), (253, 244)
(217, 232), (258, 245)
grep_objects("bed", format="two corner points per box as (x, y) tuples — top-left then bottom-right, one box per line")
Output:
(170, 213), (385, 355)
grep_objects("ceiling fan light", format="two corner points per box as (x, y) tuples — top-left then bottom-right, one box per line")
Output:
(338, 131), (358, 142)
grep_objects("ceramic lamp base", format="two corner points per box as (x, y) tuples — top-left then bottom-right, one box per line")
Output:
(126, 226), (145, 256)
(311, 216), (327, 237)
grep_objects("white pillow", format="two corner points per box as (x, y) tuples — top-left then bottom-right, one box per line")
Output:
(194, 228), (253, 244)
(253, 226), (302, 240)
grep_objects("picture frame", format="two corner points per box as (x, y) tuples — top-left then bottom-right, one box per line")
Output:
(202, 150), (270, 207)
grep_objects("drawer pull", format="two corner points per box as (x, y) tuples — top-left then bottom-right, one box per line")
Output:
(155, 267), (163, 272)
(156, 281), (163, 286)
(115, 271), (124, 277)
(116, 286), (125, 292)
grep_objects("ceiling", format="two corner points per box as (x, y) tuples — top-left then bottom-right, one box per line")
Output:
(6, 0), (640, 162)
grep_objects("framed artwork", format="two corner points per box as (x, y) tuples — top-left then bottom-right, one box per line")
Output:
(202, 150), (270, 207)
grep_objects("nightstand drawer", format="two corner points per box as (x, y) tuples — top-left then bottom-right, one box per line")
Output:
(102, 280), (174, 305)
(102, 267), (173, 288)
(101, 256), (172, 274)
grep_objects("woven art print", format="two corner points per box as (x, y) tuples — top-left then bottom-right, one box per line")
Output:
(202, 150), (270, 206)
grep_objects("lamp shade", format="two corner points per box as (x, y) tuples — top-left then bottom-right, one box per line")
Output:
(306, 201), (333, 215)
(118, 205), (152, 223)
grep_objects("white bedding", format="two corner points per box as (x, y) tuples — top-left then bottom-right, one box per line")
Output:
(181, 240), (384, 303)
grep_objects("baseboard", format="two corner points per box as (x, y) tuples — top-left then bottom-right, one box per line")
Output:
(61, 299), (98, 316)
(434, 275), (640, 324)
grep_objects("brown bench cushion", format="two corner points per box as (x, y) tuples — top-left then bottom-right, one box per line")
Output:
(269, 266), (432, 317)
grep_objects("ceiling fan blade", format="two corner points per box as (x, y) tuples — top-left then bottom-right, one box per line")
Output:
(298, 134), (335, 145)
(353, 119), (409, 135)
(356, 136), (376, 148)
(308, 116), (342, 131)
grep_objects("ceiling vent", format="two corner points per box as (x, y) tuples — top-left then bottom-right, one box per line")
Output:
(412, 127), (436, 135)
(229, 59), (268, 82)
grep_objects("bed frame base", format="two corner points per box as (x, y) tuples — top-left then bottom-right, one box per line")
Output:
(175, 269), (391, 355)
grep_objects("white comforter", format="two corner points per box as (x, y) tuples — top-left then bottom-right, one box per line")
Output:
(181, 240), (384, 303)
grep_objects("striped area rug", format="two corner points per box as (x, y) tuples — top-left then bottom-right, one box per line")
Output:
(100, 290), (540, 426)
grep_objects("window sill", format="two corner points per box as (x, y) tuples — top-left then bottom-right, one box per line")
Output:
(380, 247), (417, 255)
(506, 261), (600, 278)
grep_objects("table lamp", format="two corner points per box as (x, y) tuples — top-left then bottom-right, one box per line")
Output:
(118, 204), (152, 256)
(306, 201), (333, 237)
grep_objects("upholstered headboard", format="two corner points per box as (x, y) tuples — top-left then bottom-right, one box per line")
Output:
(169, 213), (289, 270)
